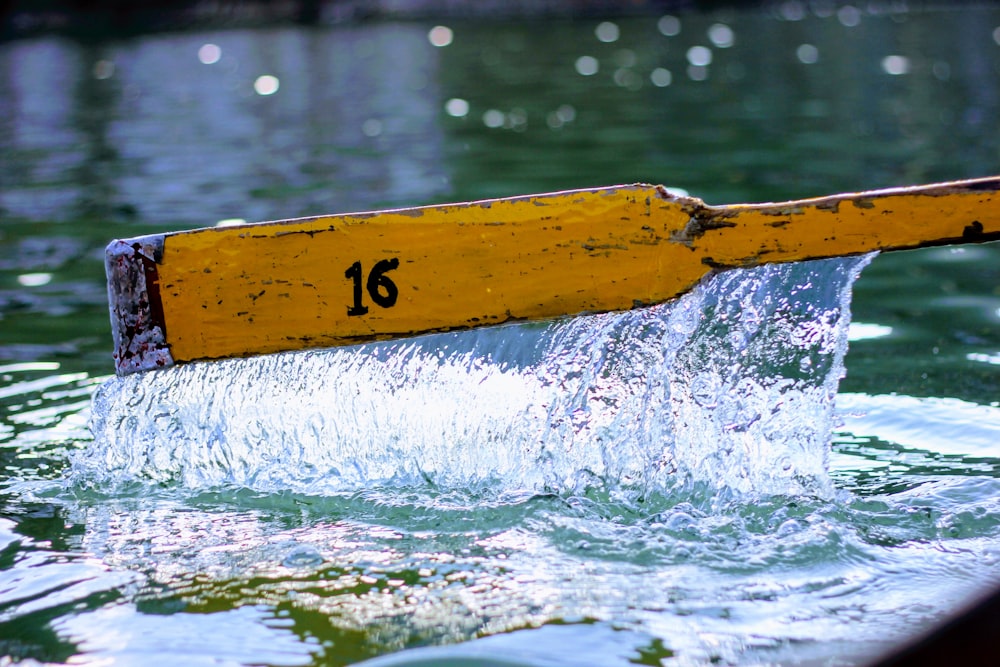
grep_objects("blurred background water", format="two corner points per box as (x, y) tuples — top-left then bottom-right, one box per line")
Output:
(1, 1), (1000, 665)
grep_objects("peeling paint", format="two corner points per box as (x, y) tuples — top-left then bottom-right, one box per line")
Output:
(669, 212), (738, 246)
(106, 235), (174, 375)
(758, 205), (805, 216)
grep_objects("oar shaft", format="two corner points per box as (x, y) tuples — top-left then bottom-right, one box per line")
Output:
(106, 177), (1000, 375)
(693, 176), (1000, 266)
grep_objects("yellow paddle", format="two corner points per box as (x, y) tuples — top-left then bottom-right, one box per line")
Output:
(106, 176), (1000, 375)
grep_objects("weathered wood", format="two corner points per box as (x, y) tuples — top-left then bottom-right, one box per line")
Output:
(107, 176), (1000, 375)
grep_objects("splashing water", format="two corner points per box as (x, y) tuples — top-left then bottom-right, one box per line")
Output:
(79, 256), (874, 498)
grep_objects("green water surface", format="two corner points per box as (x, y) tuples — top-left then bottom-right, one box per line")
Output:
(2, 4), (1000, 666)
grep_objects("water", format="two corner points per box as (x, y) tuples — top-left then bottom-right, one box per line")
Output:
(3, 4), (1000, 666)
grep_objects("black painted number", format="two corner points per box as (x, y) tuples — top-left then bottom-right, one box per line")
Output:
(346, 258), (399, 316)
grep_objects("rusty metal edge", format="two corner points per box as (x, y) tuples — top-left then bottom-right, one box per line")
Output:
(106, 235), (175, 376)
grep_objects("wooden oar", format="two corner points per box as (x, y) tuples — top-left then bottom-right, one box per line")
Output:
(107, 176), (1000, 375)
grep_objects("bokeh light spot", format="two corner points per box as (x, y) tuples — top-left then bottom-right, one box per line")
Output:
(838, 5), (862, 27)
(198, 43), (221, 65)
(796, 44), (819, 64)
(848, 323), (893, 341)
(506, 108), (528, 131)
(547, 106), (576, 129)
(613, 68), (642, 90)
(686, 46), (713, 67)
(575, 55), (599, 76)
(779, 1), (806, 21)
(445, 98), (470, 117)
(657, 15), (681, 37)
(614, 49), (636, 68)
(17, 273), (52, 287)
(688, 64), (709, 81)
(708, 23), (734, 48)
(254, 75), (280, 95)
(595, 21), (619, 43)
(482, 109), (505, 128)
(881, 55), (911, 75)
(650, 67), (673, 87)
(428, 26), (453, 47)
(93, 60), (114, 80)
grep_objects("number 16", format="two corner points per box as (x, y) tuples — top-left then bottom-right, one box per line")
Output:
(346, 258), (400, 316)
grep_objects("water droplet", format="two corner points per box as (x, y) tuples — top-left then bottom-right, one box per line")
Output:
(283, 544), (324, 568)
(691, 373), (719, 408)
(665, 511), (697, 533)
(776, 519), (802, 537)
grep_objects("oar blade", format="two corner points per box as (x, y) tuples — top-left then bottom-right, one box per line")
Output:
(106, 177), (1000, 375)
